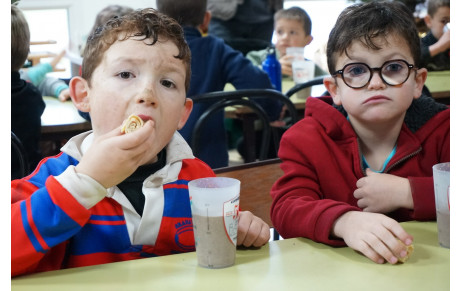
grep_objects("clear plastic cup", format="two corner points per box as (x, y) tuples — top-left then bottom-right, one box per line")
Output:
(188, 177), (240, 268)
(292, 60), (315, 99)
(433, 162), (450, 248)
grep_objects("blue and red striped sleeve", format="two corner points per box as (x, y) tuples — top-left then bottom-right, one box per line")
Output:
(11, 154), (91, 277)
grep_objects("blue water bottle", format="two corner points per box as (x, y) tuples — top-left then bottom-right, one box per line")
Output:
(262, 46), (282, 91)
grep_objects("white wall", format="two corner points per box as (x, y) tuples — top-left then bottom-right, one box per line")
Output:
(17, 0), (158, 56)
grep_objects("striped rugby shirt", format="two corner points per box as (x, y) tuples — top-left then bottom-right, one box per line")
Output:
(12, 131), (214, 277)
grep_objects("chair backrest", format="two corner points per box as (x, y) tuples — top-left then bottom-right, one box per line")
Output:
(285, 75), (328, 98)
(190, 89), (298, 162)
(214, 158), (282, 228)
(11, 131), (29, 180)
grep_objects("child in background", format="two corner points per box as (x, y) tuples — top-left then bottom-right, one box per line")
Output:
(246, 6), (326, 77)
(11, 4), (45, 177)
(11, 8), (270, 277)
(421, 0), (450, 71)
(271, 1), (449, 264)
(157, 0), (282, 169)
(20, 49), (71, 101)
(79, 5), (134, 55)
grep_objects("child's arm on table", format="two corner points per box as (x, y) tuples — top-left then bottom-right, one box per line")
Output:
(331, 211), (413, 264)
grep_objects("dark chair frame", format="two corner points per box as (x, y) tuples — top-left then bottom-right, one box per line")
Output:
(11, 131), (29, 179)
(285, 75), (328, 98)
(190, 89), (298, 163)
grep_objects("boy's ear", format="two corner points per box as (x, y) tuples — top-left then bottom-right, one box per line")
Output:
(69, 76), (90, 112)
(304, 35), (313, 46)
(199, 11), (212, 34)
(323, 76), (342, 105)
(177, 98), (193, 130)
(424, 15), (433, 29)
(413, 68), (428, 99)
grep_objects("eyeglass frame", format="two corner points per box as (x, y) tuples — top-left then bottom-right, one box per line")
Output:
(332, 59), (418, 89)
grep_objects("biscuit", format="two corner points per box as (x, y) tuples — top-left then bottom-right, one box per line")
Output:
(397, 241), (414, 263)
(121, 114), (144, 134)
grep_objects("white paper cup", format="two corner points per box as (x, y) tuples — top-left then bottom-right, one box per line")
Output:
(433, 162), (450, 248)
(189, 177), (240, 268)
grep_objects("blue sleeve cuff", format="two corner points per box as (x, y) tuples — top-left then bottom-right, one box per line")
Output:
(54, 83), (69, 97)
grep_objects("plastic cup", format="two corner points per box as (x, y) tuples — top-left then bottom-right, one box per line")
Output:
(433, 162), (450, 248)
(286, 47), (304, 61)
(292, 60), (315, 99)
(188, 177), (240, 268)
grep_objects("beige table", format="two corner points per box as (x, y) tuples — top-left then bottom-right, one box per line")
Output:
(41, 97), (91, 139)
(11, 222), (449, 291)
(40, 97), (92, 155)
(425, 70), (450, 102)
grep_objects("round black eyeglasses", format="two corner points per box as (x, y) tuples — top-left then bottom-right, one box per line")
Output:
(332, 59), (417, 89)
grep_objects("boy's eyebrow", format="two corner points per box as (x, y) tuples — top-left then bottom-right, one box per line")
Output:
(111, 56), (184, 70)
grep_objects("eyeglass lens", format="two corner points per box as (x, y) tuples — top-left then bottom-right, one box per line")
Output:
(342, 60), (410, 88)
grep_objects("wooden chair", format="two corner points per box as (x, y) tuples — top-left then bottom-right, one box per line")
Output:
(214, 158), (283, 240)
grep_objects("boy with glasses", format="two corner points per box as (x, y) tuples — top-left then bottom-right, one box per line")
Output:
(271, 1), (449, 264)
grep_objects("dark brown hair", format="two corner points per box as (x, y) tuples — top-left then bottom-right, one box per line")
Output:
(11, 5), (30, 71)
(326, 1), (421, 74)
(274, 6), (312, 36)
(82, 8), (192, 90)
(426, 0), (450, 17)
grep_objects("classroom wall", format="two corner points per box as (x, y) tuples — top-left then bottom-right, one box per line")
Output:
(17, 0), (158, 56)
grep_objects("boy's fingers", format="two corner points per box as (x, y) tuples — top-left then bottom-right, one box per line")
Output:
(383, 219), (413, 245)
(237, 211), (251, 246)
(117, 120), (155, 148)
(356, 241), (384, 264)
(362, 232), (396, 264)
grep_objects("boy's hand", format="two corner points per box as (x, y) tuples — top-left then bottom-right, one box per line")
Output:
(354, 169), (413, 213)
(58, 88), (71, 102)
(332, 211), (413, 264)
(75, 120), (157, 188)
(430, 29), (450, 57)
(279, 55), (294, 76)
(437, 29), (450, 52)
(237, 211), (270, 247)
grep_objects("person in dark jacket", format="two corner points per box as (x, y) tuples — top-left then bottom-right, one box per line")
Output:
(157, 0), (282, 168)
(11, 4), (45, 178)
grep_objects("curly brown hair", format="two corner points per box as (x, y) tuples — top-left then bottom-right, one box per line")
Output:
(82, 8), (191, 91)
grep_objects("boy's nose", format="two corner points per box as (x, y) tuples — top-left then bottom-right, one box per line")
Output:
(367, 71), (386, 89)
(136, 88), (157, 106)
